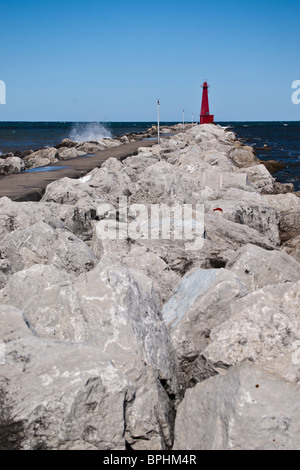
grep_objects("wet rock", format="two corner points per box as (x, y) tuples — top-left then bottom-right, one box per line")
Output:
(173, 362), (300, 450)
(0, 152), (14, 160)
(273, 181), (295, 194)
(261, 159), (286, 173)
(54, 138), (77, 149)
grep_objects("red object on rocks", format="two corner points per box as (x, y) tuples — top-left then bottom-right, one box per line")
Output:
(200, 81), (214, 124)
(213, 208), (223, 212)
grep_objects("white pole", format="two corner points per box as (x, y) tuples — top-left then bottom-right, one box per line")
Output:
(157, 99), (160, 144)
(183, 109), (184, 126)
(192, 113), (194, 125)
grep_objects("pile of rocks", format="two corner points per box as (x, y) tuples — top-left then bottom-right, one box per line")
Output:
(0, 124), (186, 176)
(0, 124), (300, 450)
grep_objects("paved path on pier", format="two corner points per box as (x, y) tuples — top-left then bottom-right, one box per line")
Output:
(0, 138), (158, 202)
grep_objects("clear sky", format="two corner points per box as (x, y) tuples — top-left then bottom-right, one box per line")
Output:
(0, 0), (299, 122)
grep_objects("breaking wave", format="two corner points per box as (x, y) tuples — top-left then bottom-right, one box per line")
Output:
(69, 122), (112, 142)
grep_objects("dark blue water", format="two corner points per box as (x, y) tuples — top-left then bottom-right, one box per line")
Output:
(219, 121), (300, 191)
(0, 121), (299, 190)
(0, 121), (176, 154)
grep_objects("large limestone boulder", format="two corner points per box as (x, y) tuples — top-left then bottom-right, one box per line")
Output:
(84, 158), (132, 203)
(201, 281), (300, 375)
(260, 194), (300, 242)
(55, 138), (77, 149)
(241, 164), (275, 194)
(41, 177), (105, 205)
(0, 263), (184, 449)
(162, 268), (248, 385)
(57, 147), (86, 160)
(204, 212), (279, 255)
(262, 193), (300, 213)
(173, 362), (300, 450)
(75, 141), (106, 153)
(0, 221), (98, 276)
(123, 154), (160, 182)
(0, 197), (66, 239)
(0, 305), (134, 450)
(0, 157), (25, 176)
(23, 147), (59, 169)
(204, 200), (280, 246)
(227, 244), (300, 292)
(229, 146), (258, 168)
(128, 160), (201, 206)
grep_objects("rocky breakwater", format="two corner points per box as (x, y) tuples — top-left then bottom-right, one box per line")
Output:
(0, 123), (185, 175)
(0, 124), (300, 450)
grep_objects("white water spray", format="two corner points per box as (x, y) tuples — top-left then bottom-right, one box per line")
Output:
(70, 123), (112, 142)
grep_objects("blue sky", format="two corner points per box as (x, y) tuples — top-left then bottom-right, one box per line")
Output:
(0, 0), (299, 121)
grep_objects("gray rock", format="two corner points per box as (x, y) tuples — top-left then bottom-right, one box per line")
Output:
(41, 177), (104, 205)
(75, 142), (106, 153)
(173, 362), (300, 450)
(123, 154), (160, 182)
(281, 235), (300, 263)
(205, 200), (280, 246)
(57, 147), (86, 160)
(0, 197), (66, 239)
(204, 212), (279, 253)
(0, 259), (13, 289)
(0, 157), (25, 176)
(0, 221), (98, 276)
(85, 158), (132, 203)
(241, 164), (275, 194)
(229, 146), (258, 168)
(162, 268), (248, 385)
(23, 147), (59, 169)
(0, 263), (184, 449)
(279, 207), (300, 242)
(202, 281), (300, 375)
(55, 138), (77, 149)
(227, 244), (300, 292)
(0, 305), (134, 450)
(262, 193), (300, 212)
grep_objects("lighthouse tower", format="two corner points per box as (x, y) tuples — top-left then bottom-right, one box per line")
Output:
(200, 81), (214, 124)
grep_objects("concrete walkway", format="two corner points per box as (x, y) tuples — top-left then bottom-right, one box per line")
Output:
(0, 138), (158, 202)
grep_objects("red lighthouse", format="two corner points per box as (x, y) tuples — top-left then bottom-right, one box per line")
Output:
(200, 81), (214, 124)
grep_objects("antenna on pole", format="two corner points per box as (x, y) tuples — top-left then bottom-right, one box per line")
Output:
(157, 99), (160, 144)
